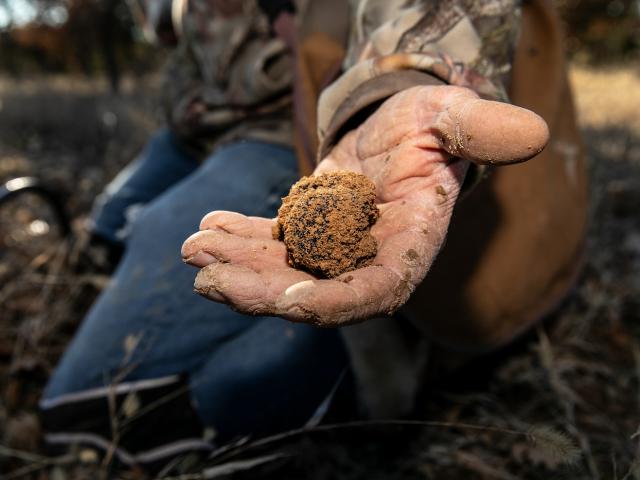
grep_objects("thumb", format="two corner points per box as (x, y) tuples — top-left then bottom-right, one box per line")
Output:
(434, 96), (550, 166)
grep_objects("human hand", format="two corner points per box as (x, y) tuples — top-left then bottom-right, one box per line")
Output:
(181, 85), (549, 326)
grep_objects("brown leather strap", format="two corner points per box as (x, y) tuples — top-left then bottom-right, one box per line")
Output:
(291, 32), (345, 175)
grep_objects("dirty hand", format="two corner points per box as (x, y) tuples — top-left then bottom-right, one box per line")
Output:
(181, 85), (549, 326)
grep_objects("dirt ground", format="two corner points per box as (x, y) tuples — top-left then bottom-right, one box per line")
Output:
(1, 64), (640, 479)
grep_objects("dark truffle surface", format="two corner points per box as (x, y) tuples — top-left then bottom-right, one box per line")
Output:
(273, 171), (380, 278)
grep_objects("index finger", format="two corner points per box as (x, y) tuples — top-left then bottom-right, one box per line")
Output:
(199, 210), (276, 239)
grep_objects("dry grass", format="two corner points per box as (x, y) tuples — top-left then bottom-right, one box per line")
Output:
(0, 64), (640, 479)
(570, 65), (640, 131)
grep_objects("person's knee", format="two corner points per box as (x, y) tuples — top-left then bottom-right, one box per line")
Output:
(125, 141), (297, 257)
(146, 128), (178, 156)
(199, 141), (298, 211)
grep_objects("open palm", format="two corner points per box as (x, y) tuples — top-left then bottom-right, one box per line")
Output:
(182, 85), (548, 326)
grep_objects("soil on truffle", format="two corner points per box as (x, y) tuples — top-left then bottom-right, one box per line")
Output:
(273, 171), (380, 278)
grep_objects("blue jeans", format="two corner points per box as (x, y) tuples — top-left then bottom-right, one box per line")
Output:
(42, 132), (348, 462)
(89, 129), (200, 246)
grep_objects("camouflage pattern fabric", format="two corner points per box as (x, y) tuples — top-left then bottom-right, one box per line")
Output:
(318, 0), (521, 156)
(159, 0), (520, 157)
(162, 0), (294, 154)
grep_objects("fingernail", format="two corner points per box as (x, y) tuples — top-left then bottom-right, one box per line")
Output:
(194, 286), (225, 302)
(276, 281), (319, 320)
(193, 265), (225, 302)
(184, 251), (217, 267)
(283, 280), (315, 297)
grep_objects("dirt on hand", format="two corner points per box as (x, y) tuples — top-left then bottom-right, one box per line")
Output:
(273, 171), (380, 278)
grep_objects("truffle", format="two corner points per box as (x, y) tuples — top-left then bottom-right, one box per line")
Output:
(273, 171), (379, 278)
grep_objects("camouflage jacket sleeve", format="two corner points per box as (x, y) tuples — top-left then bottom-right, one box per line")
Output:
(317, 0), (522, 160)
(161, 39), (207, 148)
(160, 0), (293, 153)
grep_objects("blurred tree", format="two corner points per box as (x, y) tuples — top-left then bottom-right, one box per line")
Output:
(0, 0), (637, 83)
(557, 0), (640, 62)
(0, 0), (158, 90)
